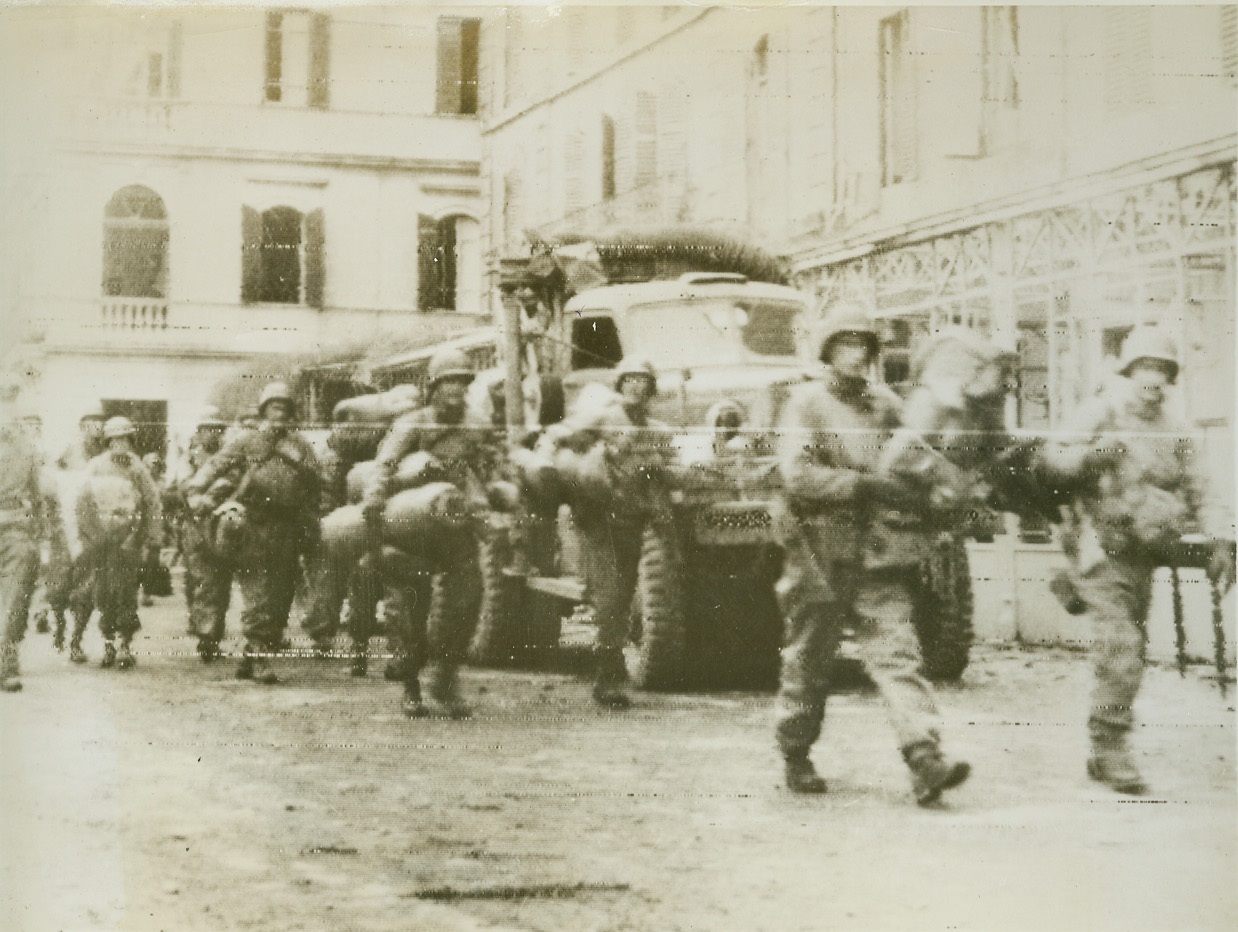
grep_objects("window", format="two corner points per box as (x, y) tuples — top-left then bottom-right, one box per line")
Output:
(265, 11), (330, 109)
(419, 214), (482, 312)
(634, 92), (658, 195)
(571, 316), (623, 370)
(241, 205), (324, 306)
(102, 186), (168, 299)
(436, 17), (481, 115)
(601, 115), (617, 201)
(879, 11), (917, 186)
(982, 7), (1019, 110)
(1221, 6), (1237, 81)
(1104, 7), (1152, 113)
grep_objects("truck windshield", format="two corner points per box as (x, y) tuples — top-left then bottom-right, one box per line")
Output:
(624, 298), (802, 367)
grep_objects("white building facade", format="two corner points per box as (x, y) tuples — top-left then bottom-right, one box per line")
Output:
(2, 6), (485, 456)
(478, 5), (1236, 652)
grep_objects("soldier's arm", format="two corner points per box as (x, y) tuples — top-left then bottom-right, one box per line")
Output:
(364, 416), (421, 507)
(1041, 396), (1113, 479)
(777, 391), (866, 505)
(131, 460), (163, 545)
(186, 436), (248, 501)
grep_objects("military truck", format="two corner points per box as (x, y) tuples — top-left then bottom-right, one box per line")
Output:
(471, 233), (975, 690)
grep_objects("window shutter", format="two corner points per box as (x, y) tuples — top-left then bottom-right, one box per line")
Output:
(304, 208), (325, 308)
(634, 92), (658, 211)
(436, 18), (463, 115)
(418, 214), (439, 310)
(1104, 7), (1152, 113)
(564, 129), (586, 217)
(308, 14), (331, 110)
(167, 21), (182, 98)
(1222, 6), (1237, 80)
(601, 117), (616, 201)
(459, 19), (479, 115)
(241, 206), (262, 304)
(264, 13), (282, 102)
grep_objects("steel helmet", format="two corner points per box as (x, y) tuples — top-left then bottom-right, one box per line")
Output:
(426, 349), (475, 395)
(1118, 326), (1179, 384)
(257, 382), (296, 415)
(103, 415), (137, 440)
(815, 303), (879, 364)
(613, 356), (657, 393)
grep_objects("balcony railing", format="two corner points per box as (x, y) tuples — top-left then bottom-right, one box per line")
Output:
(101, 297), (169, 329)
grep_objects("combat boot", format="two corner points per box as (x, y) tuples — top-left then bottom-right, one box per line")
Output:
(1087, 724), (1147, 796)
(784, 755), (827, 794)
(401, 679), (428, 718)
(350, 640), (368, 678)
(69, 616), (89, 663)
(902, 742), (971, 806)
(592, 652), (632, 710)
(34, 608), (50, 634)
(116, 639), (136, 670)
(100, 640), (117, 669)
(1, 642), (22, 693)
(197, 637), (220, 664)
(425, 663), (472, 719)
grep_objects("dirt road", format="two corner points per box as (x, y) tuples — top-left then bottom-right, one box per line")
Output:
(2, 591), (1235, 932)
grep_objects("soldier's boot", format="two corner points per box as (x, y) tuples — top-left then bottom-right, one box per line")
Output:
(350, 639), (369, 678)
(34, 608), (50, 634)
(197, 637), (220, 664)
(591, 652), (632, 710)
(237, 643), (280, 685)
(116, 637), (136, 671)
(1087, 724), (1147, 796)
(783, 755), (827, 794)
(52, 612), (67, 652)
(384, 651), (409, 682)
(0, 642), (23, 693)
(401, 678), (429, 719)
(100, 640), (117, 669)
(425, 663), (472, 720)
(69, 616), (89, 664)
(902, 741), (971, 806)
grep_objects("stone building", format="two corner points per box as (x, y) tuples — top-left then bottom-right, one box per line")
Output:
(1, 6), (485, 457)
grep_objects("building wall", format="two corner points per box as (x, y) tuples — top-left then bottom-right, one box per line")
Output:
(2, 6), (484, 452)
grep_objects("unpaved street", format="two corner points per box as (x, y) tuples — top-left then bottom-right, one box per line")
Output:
(2, 592), (1235, 932)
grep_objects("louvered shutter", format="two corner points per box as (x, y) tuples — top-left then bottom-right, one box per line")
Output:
(418, 214), (439, 310)
(436, 18), (462, 115)
(1104, 7), (1152, 112)
(308, 14), (331, 110)
(241, 206), (262, 304)
(304, 209), (325, 308)
(564, 130), (586, 217)
(634, 92), (658, 211)
(1222, 6), (1237, 80)
(264, 13), (282, 102)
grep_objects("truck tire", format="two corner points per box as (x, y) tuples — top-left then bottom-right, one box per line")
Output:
(469, 530), (521, 666)
(912, 535), (975, 682)
(630, 525), (686, 691)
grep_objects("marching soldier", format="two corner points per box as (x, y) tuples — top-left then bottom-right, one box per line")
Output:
(16, 412), (72, 648)
(57, 404), (109, 660)
(1042, 326), (1234, 795)
(0, 378), (45, 692)
(772, 305), (970, 804)
(75, 417), (162, 670)
(169, 415), (230, 661)
(360, 349), (493, 718)
(546, 357), (677, 709)
(187, 383), (320, 684)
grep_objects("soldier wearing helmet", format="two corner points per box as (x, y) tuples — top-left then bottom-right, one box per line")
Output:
(0, 376), (45, 691)
(186, 382), (320, 681)
(771, 303), (971, 804)
(73, 415), (161, 671)
(1042, 325), (1231, 796)
(350, 347), (496, 718)
(543, 354), (676, 709)
(56, 403), (108, 471)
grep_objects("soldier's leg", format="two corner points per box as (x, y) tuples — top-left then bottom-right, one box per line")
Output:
(185, 525), (230, 660)
(1077, 558), (1154, 794)
(773, 537), (842, 792)
(422, 533), (481, 718)
(395, 569), (433, 716)
(578, 521), (643, 708)
(113, 548), (143, 670)
(1, 527), (41, 692)
(235, 523), (297, 683)
(93, 551), (121, 668)
(852, 568), (969, 805)
(346, 555), (384, 676)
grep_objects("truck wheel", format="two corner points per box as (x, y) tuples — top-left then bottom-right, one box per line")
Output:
(913, 535), (975, 682)
(469, 530), (521, 666)
(631, 525), (686, 691)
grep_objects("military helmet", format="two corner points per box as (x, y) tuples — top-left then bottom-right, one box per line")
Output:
(103, 415), (137, 440)
(815, 303), (880, 364)
(613, 355), (657, 393)
(1118, 326), (1179, 384)
(257, 381), (296, 415)
(426, 349), (475, 395)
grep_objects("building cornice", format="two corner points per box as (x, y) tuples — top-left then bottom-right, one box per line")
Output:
(60, 141), (480, 176)
(482, 8), (713, 135)
(787, 135), (1238, 273)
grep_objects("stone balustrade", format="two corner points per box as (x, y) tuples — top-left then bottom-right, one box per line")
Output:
(101, 298), (169, 329)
